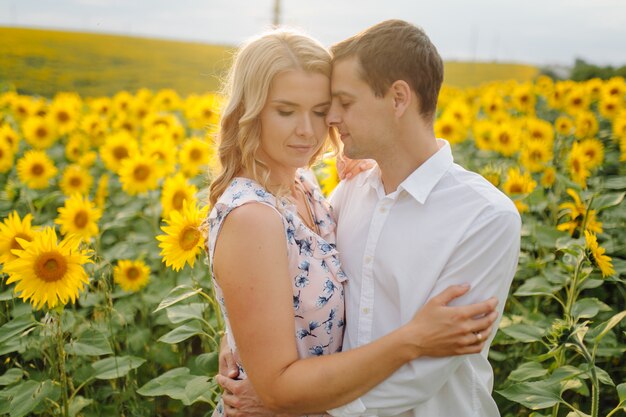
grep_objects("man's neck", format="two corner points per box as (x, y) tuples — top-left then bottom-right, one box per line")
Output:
(377, 134), (440, 195)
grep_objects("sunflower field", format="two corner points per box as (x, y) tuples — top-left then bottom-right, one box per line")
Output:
(0, 75), (625, 417)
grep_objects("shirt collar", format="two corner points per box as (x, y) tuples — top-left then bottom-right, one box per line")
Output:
(399, 139), (454, 204)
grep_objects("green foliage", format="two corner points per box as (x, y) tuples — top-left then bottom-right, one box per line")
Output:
(570, 59), (626, 82)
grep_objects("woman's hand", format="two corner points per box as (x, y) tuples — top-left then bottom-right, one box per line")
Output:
(405, 284), (499, 358)
(336, 154), (376, 180)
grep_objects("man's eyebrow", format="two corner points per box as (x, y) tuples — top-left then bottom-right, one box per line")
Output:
(331, 91), (355, 99)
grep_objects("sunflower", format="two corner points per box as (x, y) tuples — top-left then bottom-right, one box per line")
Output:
(578, 138), (604, 169)
(0, 140), (14, 173)
(113, 90), (134, 114)
(179, 137), (212, 177)
(540, 167), (556, 188)
(111, 114), (139, 136)
(16, 150), (58, 189)
(564, 87), (589, 114)
(554, 116), (573, 136)
(511, 83), (536, 114)
(445, 100), (473, 128)
(95, 174), (109, 209)
(481, 94), (507, 119)
(524, 118), (554, 144)
(584, 231), (615, 278)
(11, 95), (37, 119)
(55, 194), (102, 240)
(584, 78), (604, 100)
(435, 114), (466, 144)
(22, 115), (59, 149)
(77, 151), (97, 168)
(0, 212), (37, 265)
(59, 164), (93, 196)
(152, 89), (182, 112)
(492, 122), (521, 157)
(144, 139), (177, 177)
(567, 142), (591, 188)
(118, 153), (162, 195)
(598, 96), (622, 120)
(3, 227), (92, 310)
(80, 113), (108, 147)
(612, 111), (626, 141)
(317, 157), (340, 196)
(185, 93), (222, 131)
(602, 77), (625, 101)
(557, 188), (602, 236)
(100, 131), (139, 173)
(0, 124), (20, 153)
(520, 139), (553, 173)
(65, 133), (90, 162)
(161, 173), (198, 219)
(502, 167), (537, 196)
(472, 120), (494, 151)
(113, 259), (151, 292)
(88, 97), (112, 118)
(574, 111), (599, 140)
(479, 165), (501, 187)
(49, 94), (80, 135)
(157, 200), (209, 271)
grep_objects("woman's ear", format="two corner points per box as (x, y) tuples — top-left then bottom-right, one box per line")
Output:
(390, 80), (412, 117)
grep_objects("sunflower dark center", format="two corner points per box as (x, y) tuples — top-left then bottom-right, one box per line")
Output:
(57, 111), (70, 123)
(35, 252), (68, 283)
(190, 149), (202, 161)
(69, 176), (82, 187)
(133, 164), (151, 181)
(179, 226), (200, 251)
(31, 163), (44, 176)
(113, 146), (129, 160)
(126, 267), (140, 280)
(74, 210), (89, 228)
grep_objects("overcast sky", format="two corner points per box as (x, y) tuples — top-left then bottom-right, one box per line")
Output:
(2, 0), (625, 66)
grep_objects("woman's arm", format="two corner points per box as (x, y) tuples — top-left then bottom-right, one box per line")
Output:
(214, 203), (497, 414)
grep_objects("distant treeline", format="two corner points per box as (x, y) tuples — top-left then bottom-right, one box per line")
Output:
(543, 59), (626, 81)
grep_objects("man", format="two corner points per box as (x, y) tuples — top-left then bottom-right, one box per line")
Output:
(217, 19), (520, 417)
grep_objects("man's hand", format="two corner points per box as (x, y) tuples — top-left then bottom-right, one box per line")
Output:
(216, 375), (278, 417)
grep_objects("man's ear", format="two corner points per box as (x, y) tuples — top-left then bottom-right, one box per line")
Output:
(390, 80), (412, 117)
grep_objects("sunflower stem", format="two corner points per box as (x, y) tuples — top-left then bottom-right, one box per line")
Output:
(54, 309), (70, 417)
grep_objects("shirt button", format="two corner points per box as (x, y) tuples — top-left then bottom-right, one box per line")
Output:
(363, 308), (370, 314)
(379, 206), (387, 213)
(364, 256), (373, 264)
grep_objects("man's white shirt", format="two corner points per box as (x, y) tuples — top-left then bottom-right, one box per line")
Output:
(328, 140), (521, 417)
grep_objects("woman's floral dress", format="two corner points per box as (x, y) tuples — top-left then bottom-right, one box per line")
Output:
(206, 171), (347, 417)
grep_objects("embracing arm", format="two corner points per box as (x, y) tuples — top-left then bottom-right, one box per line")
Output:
(214, 203), (497, 414)
(329, 210), (521, 417)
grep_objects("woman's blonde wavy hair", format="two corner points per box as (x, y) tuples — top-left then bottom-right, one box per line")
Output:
(208, 28), (338, 207)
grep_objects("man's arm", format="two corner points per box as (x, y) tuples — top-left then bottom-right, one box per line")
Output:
(329, 210), (521, 417)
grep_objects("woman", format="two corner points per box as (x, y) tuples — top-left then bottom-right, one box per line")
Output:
(206, 29), (496, 416)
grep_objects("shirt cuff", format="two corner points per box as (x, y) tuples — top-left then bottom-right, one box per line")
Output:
(328, 398), (370, 417)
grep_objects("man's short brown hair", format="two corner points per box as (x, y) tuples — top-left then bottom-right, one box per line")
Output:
(331, 19), (443, 121)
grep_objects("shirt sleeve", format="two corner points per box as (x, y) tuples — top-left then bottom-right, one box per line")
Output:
(328, 209), (521, 417)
